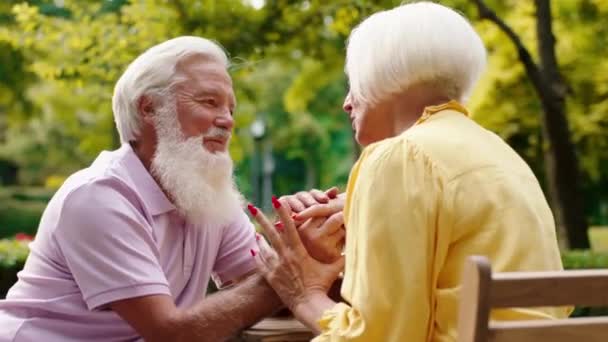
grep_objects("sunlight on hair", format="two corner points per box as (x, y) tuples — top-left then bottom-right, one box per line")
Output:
(345, 2), (487, 106)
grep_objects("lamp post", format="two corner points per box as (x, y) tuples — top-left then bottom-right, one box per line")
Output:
(249, 117), (275, 212)
(261, 135), (275, 213)
(250, 118), (265, 207)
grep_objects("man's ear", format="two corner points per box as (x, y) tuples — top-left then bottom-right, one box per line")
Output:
(137, 95), (155, 125)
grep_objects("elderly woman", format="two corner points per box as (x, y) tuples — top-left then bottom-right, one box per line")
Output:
(247, 2), (569, 341)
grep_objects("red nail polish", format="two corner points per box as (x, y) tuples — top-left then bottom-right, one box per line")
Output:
(247, 203), (258, 216)
(271, 195), (281, 209)
(255, 233), (261, 241)
(274, 221), (284, 231)
(292, 213), (299, 220)
(250, 249), (256, 257)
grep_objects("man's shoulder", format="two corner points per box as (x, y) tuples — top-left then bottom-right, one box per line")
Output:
(53, 151), (144, 220)
(65, 175), (137, 205)
(33, 169), (148, 251)
(66, 146), (135, 187)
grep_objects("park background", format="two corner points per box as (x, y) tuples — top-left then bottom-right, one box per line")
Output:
(0, 0), (607, 316)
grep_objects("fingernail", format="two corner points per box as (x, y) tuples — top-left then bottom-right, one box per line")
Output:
(271, 195), (281, 209)
(247, 203), (258, 216)
(328, 192), (337, 199)
(274, 221), (284, 232)
(250, 249), (257, 257)
(291, 213), (298, 220)
(255, 233), (261, 241)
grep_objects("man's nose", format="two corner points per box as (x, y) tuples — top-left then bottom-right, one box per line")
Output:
(215, 113), (234, 131)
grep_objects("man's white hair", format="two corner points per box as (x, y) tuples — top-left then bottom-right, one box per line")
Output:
(112, 36), (229, 144)
(345, 1), (487, 105)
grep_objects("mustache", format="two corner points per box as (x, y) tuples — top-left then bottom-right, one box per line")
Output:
(202, 127), (232, 140)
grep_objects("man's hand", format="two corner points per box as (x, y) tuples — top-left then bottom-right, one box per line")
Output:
(298, 212), (345, 264)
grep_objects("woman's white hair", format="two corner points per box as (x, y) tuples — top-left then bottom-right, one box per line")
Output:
(112, 36), (229, 144)
(345, 1), (487, 105)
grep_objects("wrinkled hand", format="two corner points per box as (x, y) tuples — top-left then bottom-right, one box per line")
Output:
(298, 212), (345, 264)
(248, 198), (344, 312)
(294, 194), (345, 222)
(278, 187), (339, 215)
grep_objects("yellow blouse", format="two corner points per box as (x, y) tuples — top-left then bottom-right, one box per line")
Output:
(314, 102), (569, 342)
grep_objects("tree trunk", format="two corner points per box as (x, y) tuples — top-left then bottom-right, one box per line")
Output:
(534, 0), (589, 248)
(472, 0), (589, 248)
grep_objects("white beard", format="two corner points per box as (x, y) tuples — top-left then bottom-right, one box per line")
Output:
(150, 102), (244, 228)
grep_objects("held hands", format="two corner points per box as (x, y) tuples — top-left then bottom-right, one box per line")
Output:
(297, 212), (345, 264)
(276, 187), (346, 263)
(247, 197), (344, 313)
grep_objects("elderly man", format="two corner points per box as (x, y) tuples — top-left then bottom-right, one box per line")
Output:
(0, 36), (343, 342)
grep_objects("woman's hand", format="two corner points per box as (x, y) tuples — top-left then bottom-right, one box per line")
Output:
(290, 192), (346, 263)
(298, 212), (345, 264)
(294, 193), (345, 222)
(278, 187), (340, 214)
(247, 197), (344, 314)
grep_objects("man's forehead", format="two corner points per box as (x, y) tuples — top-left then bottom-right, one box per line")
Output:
(175, 54), (231, 82)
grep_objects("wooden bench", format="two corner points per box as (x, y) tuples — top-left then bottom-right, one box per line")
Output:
(457, 255), (608, 342)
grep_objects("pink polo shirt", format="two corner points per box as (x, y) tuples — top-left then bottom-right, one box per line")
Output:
(0, 144), (257, 341)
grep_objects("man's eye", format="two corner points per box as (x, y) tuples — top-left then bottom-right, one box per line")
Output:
(200, 99), (216, 106)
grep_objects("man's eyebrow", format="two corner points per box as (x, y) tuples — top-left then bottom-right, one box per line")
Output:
(193, 89), (221, 97)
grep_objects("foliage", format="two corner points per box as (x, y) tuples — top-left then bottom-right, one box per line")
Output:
(0, 1), (181, 184)
(562, 249), (608, 269)
(0, 0), (358, 196)
(0, 187), (50, 238)
(0, 0), (606, 220)
(465, 0), (608, 222)
(0, 200), (44, 238)
(0, 236), (30, 299)
(563, 249), (608, 317)
(0, 235), (30, 269)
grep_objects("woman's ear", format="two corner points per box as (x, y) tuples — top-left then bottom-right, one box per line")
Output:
(137, 95), (155, 125)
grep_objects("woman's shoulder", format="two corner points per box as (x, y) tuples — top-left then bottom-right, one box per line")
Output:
(359, 134), (408, 164)
(357, 133), (441, 177)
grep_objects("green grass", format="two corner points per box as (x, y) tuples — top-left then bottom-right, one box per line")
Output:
(589, 226), (608, 252)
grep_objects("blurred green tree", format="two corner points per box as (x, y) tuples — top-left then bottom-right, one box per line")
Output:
(0, 0), (607, 248)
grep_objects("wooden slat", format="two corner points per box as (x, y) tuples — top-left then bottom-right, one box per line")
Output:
(457, 256), (492, 342)
(489, 270), (608, 308)
(488, 317), (608, 342)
